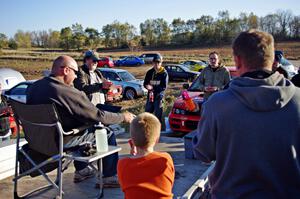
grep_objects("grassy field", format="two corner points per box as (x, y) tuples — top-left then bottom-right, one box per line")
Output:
(0, 42), (299, 129)
(1, 41), (299, 80)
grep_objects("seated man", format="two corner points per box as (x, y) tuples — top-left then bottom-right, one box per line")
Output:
(27, 55), (134, 187)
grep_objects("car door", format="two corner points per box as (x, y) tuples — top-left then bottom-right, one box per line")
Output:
(165, 65), (174, 79)
(127, 57), (135, 65)
(175, 66), (187, 80)
(103, 71), (122, 86)
(5, 83), (29, 103)
(171, 66), (181, 80)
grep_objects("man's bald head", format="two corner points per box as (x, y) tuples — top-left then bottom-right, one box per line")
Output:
(52, 55), (78, 75)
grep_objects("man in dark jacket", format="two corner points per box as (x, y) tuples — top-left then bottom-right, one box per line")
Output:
(74, 50), (112, 105)
(27, 55), (134, 185)
(197, 52), (231, 100)
(143, 54), (168, 123)
(193, 30), (300, 198)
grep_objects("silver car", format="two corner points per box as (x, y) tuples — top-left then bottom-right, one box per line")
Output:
(98, 68), (147, 100)
(139, 53), (160, 64)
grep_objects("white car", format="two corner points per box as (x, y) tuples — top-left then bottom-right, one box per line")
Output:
(3, 80), (35, 103)
(0, 68), (26, 90)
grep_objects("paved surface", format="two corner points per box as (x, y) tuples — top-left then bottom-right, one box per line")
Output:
(0, 133), (208, 199)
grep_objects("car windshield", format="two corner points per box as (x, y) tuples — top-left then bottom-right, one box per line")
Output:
(188, 75), (202, 91)
(118, 71), (135, 81)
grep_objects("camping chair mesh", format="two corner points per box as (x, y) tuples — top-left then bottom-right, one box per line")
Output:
(10, 100), (85, 199)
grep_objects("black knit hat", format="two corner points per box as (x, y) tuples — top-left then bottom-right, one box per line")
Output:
(152, 54), (163, 63)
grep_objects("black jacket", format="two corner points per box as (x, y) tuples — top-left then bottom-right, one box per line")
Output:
(73, 64), (105, 101)
(143, 67), (168, 97)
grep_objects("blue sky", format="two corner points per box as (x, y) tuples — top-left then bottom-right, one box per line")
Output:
(1, 0), (299, 38)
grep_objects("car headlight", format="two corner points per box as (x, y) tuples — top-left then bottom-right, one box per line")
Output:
(174, 108), (186, 115)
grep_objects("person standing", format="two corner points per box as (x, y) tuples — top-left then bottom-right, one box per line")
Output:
(193, 30), (300, 198)
(197, 52), (231, 100)
(143, 54), (168, 123)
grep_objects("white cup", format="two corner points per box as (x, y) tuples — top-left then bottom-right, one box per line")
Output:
(95, 128), (108, 152)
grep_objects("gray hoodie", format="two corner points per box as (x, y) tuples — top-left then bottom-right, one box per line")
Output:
(193, 72), (300, 199)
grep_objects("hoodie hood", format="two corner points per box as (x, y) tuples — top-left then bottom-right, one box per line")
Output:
(229, 72), (296, 111)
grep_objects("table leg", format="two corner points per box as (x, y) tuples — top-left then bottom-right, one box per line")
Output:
(97, 159), (103, 199)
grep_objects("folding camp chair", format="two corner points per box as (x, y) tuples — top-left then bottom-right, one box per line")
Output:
(10, 99), (121, 199)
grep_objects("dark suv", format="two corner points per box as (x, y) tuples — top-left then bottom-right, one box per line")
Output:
(139, 53), (160, 64)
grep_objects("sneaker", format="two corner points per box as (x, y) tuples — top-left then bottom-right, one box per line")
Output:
(74, 166), (95, 183)
(95, 175), (120, 188)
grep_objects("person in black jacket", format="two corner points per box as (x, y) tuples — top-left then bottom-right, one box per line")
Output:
(143, 54), (168, 123)
(74, 50), (112, 105)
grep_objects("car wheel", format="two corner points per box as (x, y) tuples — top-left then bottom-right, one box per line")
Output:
(125, 88), (136, 100)
(104, 64), (108, 68)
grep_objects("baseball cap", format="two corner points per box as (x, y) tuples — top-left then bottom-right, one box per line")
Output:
(152, 54), (163, 63)
(84, 50), (99, 61)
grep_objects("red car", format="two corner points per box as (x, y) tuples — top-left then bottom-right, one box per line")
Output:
(97, 57), (114, 68)
(168, 90), (204, 133)
(168, 66), (238, 133)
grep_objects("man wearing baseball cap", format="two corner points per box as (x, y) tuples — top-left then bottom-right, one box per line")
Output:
(74, 50), (112, 105)
(143, 53), (168, 124)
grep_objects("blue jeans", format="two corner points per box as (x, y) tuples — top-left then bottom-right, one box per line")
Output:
(65, 128), (118, 177)
(145, 96), (163, 123)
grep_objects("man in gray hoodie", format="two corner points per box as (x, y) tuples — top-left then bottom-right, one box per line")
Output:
(193, 29), (300, 198)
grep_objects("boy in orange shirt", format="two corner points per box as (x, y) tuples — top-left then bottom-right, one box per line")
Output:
(117, 112), (175, 199)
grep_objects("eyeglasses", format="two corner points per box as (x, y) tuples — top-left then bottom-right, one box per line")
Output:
(61, 66), (78, 74)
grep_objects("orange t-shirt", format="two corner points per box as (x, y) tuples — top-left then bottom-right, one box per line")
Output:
(117, 151), (175, 199)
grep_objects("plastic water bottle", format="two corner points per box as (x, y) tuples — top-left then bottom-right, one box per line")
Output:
(95, 128), (108, 152)
(182, 90), (196, 111)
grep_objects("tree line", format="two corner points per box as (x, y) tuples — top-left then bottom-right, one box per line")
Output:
(0, 10), (299, 50)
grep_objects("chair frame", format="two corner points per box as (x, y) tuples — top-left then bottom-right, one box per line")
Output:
(181, 162), (215, 199)
(11, 100), (121, 199)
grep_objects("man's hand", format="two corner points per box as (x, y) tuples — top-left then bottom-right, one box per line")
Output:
(102, 80), (113, 89)
(123, 112), (136, 123)
(145, 84), (153, 90)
